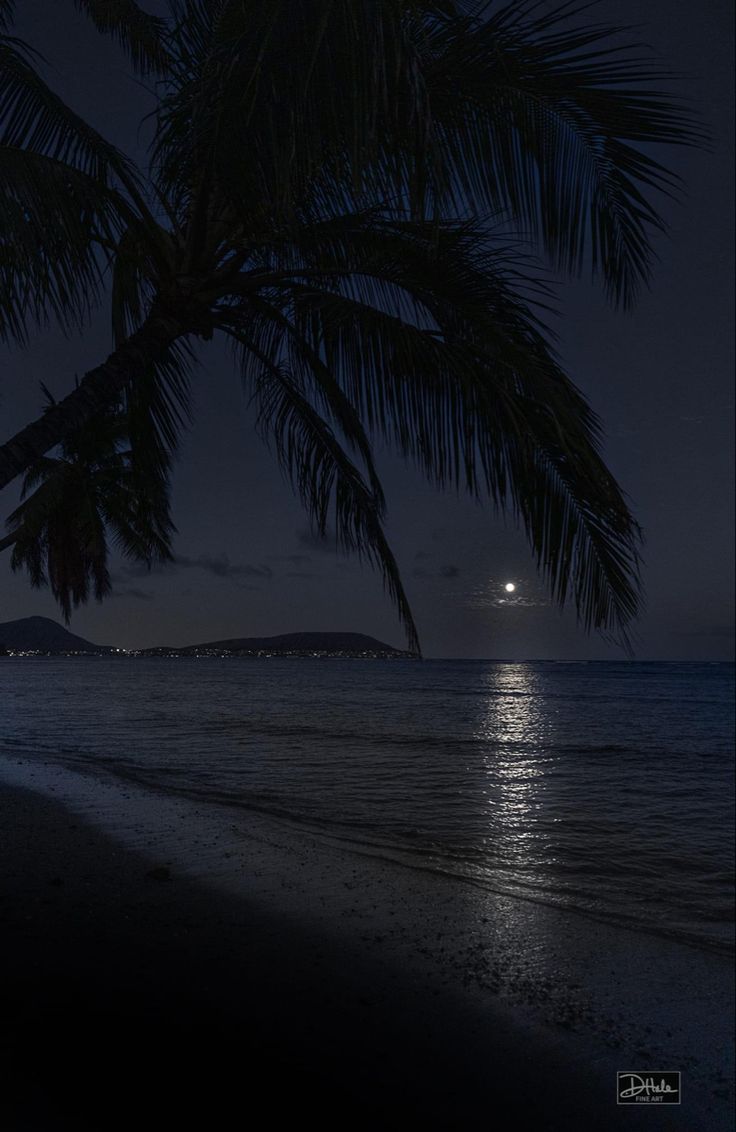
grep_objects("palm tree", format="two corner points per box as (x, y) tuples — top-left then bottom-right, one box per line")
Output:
(0, 1), (698, 650)
(0, 374), (183, 620)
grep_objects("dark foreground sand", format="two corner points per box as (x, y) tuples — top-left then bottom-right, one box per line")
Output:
(1, 780), (732, 1130)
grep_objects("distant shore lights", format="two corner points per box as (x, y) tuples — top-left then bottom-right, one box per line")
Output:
(504, 582), (516, 593)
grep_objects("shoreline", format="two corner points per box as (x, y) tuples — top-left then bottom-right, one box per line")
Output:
(1, 755), (733, 1129)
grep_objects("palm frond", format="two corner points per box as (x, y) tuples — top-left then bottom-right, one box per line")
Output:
(228, 323), (419, 654)
(75, 0), (172, 74)
(8, 456), (112, 620)
(473, 356), (643, 645)
(152, 0), (435, 219)
(418, 1), (703, 304)
(0, 148), (127, 340)
(0, 34), (136, 178)
(0, 3), (14, 35)
(154, 1), (698, 305)
(6, 409), (176, 622)
(221, 213), (641, 643)
(123, 340), (195, 475)
(219, 300), (386, 511)
(0, 30), (152, 338)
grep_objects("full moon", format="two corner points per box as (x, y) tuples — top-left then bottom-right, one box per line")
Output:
(504, 582), (516, 593)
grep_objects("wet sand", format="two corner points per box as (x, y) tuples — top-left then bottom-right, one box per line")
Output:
(1, 762), (732, 1130)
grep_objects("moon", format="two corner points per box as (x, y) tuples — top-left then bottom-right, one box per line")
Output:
(504, 582), (516, 593)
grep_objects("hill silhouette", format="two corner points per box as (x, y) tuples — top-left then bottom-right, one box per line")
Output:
(0, 619), (413, 657)
(142, 631), (411, 657)
(0, 616), (112, 652)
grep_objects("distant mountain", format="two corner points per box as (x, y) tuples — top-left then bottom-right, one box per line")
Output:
(0, 616), (112, 653)
(141, 631), (413, 658)
(0, 619), (414, 658)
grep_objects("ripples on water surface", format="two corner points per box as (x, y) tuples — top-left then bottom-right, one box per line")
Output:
(2, 658), (733, 952)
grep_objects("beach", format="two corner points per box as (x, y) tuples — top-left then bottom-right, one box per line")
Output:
(1, 754), (732, 1130)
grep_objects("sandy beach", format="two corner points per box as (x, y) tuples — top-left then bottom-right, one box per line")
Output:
(1, 756), (732, 1130)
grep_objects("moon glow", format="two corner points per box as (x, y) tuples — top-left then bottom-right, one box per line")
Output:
(504, 583), (516, 593)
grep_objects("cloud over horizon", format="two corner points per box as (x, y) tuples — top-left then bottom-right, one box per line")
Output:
(119, 553), (273, 584)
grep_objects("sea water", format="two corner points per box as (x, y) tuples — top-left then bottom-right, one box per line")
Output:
(1, 658), (733, 953)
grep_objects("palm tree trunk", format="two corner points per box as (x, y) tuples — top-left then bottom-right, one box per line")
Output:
(0, 531), (19, 553)
(0, 307), (185, 492)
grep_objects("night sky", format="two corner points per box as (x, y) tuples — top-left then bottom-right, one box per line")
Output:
(1, 0), (733, 659)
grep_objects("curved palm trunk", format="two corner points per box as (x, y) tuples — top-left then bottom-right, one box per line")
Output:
(0, 308), (185, 492)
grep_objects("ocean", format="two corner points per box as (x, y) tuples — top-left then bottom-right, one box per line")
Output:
(1, 657), (733, 954)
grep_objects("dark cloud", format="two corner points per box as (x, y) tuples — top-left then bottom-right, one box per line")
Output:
(179, 553), (273, 580)
(111, 587), (154, 602)
(122, 553), (272, 582)
(414, 550), (431, 561)
(412, 564), (460, 580)
(117, 561), (173, 579)
(270, 553), (312, 565)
